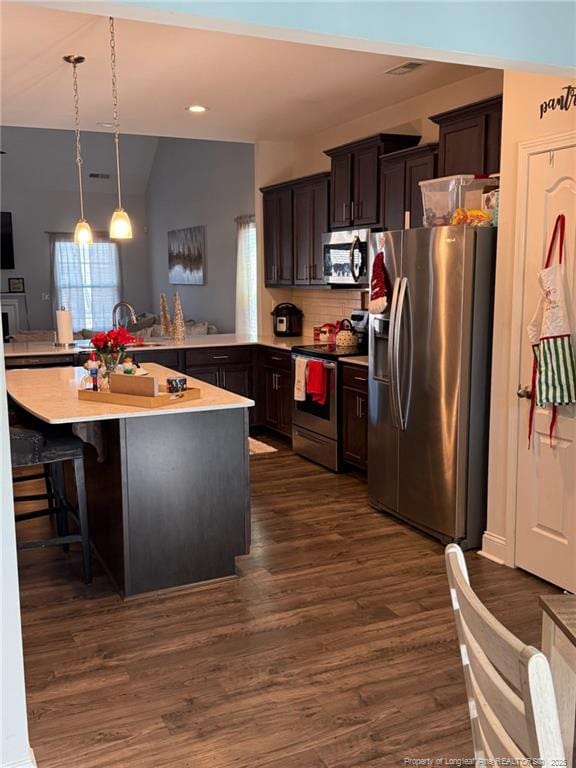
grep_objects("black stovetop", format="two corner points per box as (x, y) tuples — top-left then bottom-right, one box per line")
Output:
(291, 344), (366, 361)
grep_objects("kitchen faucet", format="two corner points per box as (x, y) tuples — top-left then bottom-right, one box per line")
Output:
(112, 301), (137, 329)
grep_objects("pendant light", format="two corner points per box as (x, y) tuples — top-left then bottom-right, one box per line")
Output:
(108, 17), (132, 240)
(64, 55), (93, 245)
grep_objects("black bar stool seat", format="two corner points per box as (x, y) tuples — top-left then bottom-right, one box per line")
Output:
(10, 425), (92, 584)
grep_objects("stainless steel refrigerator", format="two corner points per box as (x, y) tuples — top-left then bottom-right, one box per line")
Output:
(368, 226), (496, 549)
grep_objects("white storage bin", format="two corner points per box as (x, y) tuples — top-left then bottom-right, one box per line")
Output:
(419, 175), (497, 227)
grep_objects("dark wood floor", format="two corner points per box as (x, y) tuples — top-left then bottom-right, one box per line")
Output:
(15, 439), (558, 768)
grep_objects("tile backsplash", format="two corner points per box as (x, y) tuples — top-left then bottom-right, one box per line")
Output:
(291, 289), (366, 335)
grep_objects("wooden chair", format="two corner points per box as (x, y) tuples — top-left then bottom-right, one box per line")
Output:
(445, 543), (565, 764)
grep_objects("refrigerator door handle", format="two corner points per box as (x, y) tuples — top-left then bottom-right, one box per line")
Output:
(396, 277), (413, 431)
(387, 277), (402, 429)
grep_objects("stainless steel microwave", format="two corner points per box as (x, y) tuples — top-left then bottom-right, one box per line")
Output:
(322, 229), (371, 286)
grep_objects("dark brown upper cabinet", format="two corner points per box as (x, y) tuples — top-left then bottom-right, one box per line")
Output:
(379, 143), (438, 231)
(293, 173), (330, 286)
(262, 185), (293, 286)
(325, 134), (420, 230)
(430, 96), (502, 177)
(262, 173), (329, 288)
(330, 153), (353, 228)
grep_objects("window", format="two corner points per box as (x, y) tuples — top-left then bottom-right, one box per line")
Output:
(235, 215), (257, 336)
(51, 236), (122, 331)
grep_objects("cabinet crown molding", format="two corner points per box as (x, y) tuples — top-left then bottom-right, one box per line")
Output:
(260, 171), (329, 194)
(324, 133), (420, 158)
(429, 95), (503, 125)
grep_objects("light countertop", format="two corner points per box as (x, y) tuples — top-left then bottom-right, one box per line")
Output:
(4, 334), (314, 358)
(340, 356), (369, 367)
(6, 363), (254, 424)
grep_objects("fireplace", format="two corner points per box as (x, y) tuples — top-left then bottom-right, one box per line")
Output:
(0, 293), (29, 340)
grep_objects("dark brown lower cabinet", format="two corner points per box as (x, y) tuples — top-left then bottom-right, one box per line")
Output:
(262, 367), (292, 437)
(187, 363), (254, 423)
(258, 348), (292, 438)
(342, 364), (368, 470)
(186, 346), (255, 423)
(186, 366), (219, 387)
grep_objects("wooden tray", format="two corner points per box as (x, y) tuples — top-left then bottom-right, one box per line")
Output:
(78, 385), (201, 409)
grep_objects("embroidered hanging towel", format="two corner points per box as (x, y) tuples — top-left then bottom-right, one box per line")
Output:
(369, 251), (390, 314)
(527, 213), (576, 445)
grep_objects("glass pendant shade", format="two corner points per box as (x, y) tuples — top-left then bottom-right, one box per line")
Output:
(74, 219), (93, 245)
(108, 19), (133, 242)
(109, 208), (133, 239)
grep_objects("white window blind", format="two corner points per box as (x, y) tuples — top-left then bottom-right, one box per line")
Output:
(52, 238), (121, 331)
(235, 215), (257, 337)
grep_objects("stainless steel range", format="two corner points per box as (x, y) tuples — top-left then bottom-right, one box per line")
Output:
(291, 344), (365, 471)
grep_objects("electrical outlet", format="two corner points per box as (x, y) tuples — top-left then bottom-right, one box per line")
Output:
(41, 292), (50, 301)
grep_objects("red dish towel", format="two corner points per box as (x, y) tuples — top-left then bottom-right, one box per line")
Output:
(306, 360), (327, 405)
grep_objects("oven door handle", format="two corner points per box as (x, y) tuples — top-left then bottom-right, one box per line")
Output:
(292, 355), (336, 370)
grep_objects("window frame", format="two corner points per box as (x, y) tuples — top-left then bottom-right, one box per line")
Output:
(50, 231), (124, 332)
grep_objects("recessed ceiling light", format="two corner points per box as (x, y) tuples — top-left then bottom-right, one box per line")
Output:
(185, 105), (208, 114)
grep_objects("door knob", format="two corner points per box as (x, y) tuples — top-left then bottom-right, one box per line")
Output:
(517, 386), (532, 399)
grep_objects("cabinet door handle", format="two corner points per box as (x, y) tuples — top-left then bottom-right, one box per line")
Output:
(353, 376), (367, 383)
(358, 397), (363, 419)
(351, 201), (355, 221)
(212, 355), (229, 360)
(271, 356), (282, 361)
(357, 200), (363, 219)
(221, 371), (226, 388)
(310, 263), (316, 280)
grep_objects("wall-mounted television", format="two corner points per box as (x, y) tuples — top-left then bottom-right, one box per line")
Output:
(1, 212), (15, 270)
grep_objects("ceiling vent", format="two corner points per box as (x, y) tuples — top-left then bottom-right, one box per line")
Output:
(88, 172), (111, 179)
(385, 61), (424, 76)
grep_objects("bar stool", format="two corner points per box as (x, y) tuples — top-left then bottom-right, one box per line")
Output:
(10, 425), (92, 583)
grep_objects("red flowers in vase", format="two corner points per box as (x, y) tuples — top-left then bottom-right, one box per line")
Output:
(91, 328), (142, 385)
(91, 327), (138, 353)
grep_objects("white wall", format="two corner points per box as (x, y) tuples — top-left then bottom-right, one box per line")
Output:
(0, 127), (156, 329)
(146, 137), (255, 332)
(255, 69), (504, 335)
(0, 340), (35, 768)
(482, 70), (576, 565)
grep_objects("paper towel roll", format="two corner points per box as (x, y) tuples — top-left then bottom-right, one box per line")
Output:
(56, 309), (73, 345)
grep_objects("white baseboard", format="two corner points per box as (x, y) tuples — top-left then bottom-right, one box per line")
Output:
(479, 531), (509, 566)
(2, 748), (36, 768)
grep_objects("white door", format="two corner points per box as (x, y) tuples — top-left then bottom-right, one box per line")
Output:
(515, 140), (576, 593)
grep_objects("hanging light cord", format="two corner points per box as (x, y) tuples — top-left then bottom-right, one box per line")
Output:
(71, 61), (86, 221)
(109, 16), (123, 210)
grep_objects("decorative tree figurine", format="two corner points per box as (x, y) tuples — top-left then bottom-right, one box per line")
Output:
(159, 292), (171, 336)
(172, 291), (185, 342)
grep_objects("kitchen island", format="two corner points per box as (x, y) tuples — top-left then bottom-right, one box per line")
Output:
(6, 363), (254, 598)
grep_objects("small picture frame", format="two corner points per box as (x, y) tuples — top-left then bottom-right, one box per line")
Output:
(8, 277), (25, 293)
